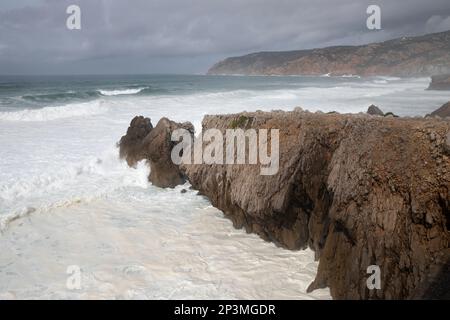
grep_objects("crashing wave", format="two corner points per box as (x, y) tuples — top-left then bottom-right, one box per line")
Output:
(98, 87), (148, 96)
(0, 100), (108, 121)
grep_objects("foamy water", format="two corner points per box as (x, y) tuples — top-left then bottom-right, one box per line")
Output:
(0, 75), (448, 299)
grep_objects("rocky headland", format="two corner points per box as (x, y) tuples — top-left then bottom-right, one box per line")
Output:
(207, 30), (450, 77)
(119, 109), (450, 299)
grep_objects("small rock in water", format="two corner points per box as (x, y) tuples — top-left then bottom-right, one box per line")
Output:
(180, 189), (187, 194)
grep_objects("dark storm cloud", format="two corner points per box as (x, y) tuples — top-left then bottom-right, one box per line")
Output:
(0, 0), (449, 74)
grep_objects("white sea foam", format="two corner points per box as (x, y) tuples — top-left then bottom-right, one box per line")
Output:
(0, 100), (108, 122)
(98, 87), (148, 96)
(0, 148), (150, 232)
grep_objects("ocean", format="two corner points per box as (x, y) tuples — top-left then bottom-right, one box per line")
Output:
(0, 74), (448, 299)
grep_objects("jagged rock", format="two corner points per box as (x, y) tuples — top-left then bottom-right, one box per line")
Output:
(119, 117), (194, 188)
(428, 74), (450, 90)
(143, 118), (194, 188)
(429, 102), (450, 118)
(120, 110), (450, 299)
(367, 105), (384, 116)
(119, 116), (153, 167)
(445, 132), (450, 155)
(180, 111), (450, 299)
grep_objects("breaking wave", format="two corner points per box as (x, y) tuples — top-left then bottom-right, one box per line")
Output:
(98, 87), (149, 96)
(0, 100), (108, 121)
(0, 149), (150, 232)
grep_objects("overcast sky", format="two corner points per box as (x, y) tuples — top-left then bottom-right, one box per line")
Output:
(0, 0), (449, 74)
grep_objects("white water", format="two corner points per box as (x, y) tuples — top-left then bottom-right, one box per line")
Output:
(0, 76), (448, 299)
(98, 87), (148, 96)
(0, 100), (109, 122)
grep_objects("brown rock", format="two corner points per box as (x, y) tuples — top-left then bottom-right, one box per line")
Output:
(430, 102), (450, 118)
(143, 118), (194, 188)
(118, 116), (153, 167)
(181, 111), (450, 299)
(444, 132), (450, 155)
(119, 117), (194, 188)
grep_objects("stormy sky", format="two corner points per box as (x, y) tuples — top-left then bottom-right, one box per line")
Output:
(0, 0), (449, 75)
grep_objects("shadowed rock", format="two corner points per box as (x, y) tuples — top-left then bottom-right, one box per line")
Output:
(429, 101), (450, 118)
(367, 105), (384, 116)
(119, 116), (194, 188)
(119, 116), (153, 167)
(143, 118), (194, 188)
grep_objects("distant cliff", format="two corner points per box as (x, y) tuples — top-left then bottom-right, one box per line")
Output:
(208, 30), (450, 77)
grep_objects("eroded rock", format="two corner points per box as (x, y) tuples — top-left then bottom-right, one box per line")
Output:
(181, 111), (450, 299)
(120, 110), (450, 299)
(367, 105), (384, 116)
(119, 116), (194, 188)
(430, 101), (450, 118)
(119, 116), (153, 167)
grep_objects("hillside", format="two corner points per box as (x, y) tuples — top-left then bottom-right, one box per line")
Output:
(208, 30), (450, 77)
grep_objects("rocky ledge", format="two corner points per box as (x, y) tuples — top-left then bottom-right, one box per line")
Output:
(119, 110), (450, 299)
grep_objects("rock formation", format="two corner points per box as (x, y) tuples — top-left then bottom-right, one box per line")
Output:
(428, 74), (450, 90)
(119, 117), (194, 188)
(367, 105), (384, 116)
(207, 30), (450, 77)
(428, 102), (450, 118)
(120, 110), (450, 299)
(118, 116), (153, 167)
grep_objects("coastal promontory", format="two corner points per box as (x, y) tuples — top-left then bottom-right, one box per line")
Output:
(207, 30), (450, 77)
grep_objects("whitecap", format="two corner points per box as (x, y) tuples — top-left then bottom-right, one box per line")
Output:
(0, 100), (108, 122)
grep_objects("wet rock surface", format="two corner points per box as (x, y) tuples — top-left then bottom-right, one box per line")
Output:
(119, 117), (194, 188)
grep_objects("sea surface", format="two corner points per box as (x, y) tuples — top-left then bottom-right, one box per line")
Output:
(0, 74), (448, 299)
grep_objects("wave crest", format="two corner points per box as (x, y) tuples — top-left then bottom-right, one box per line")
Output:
(0, 100), (108, 122)
(98, 87), (148, 96)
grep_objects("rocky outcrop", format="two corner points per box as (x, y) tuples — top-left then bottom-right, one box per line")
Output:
(429, 102), (450, 118)
(120, 110), (450, 299)
(119, 117), (194, 188)
(181, 111), (450, 299)
(367, 105), (384, 116)
(428, 74), (450, 90)
(208, 30), (450, 77)
(119, 116), (153, 167)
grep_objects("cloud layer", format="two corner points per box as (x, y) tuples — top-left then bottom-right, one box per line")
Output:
(0, 0), (449, 74)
